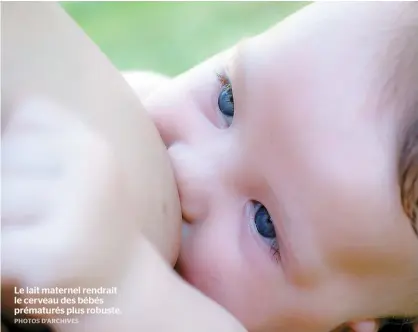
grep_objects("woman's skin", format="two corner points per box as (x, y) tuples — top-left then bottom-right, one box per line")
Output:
(137, 2), (418, 332)
(1, 1), (180, 264)
(1, 3), (245, 332)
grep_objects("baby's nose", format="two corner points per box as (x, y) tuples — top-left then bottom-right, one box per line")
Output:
(168, 143), (213, 223)
(144, 96), (178, 148)
(167, 140), (233, 223)
(144, 83), (200, 149)
(143, 82), (236, 222)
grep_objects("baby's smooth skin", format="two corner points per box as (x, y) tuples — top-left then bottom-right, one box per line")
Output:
(138, 2), (418, 332)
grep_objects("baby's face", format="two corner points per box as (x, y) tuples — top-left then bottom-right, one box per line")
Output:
(145, 3), (418, 331)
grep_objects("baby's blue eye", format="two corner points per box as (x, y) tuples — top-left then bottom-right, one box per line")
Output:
(218, 85), (234, 118)
(254, 204), (276, 239)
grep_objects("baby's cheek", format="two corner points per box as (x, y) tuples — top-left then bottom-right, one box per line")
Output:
(177, 224), (263, 330)
(178, 224), (237, 296)
(177, 223), (256, 320)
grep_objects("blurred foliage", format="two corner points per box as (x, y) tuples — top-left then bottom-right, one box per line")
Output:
(61, 1), (308, 76)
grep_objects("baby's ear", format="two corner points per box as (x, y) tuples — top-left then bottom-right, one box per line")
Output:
(347, 320), (379, 332)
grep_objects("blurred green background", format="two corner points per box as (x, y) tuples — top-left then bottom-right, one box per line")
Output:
(62, 2), (308, 76)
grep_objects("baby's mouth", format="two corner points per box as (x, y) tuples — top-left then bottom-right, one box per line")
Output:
(173, 221), (189, 275)
(174, 259), (182, 275)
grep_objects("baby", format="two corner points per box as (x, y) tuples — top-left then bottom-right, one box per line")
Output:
(125, 2), (418, 332)
(3, 2), (418, 332)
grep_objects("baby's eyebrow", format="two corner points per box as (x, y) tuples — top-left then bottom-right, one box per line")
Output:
(225, 38), (249, 91)
(229, 38), (248, 70)
(232, 37), (248, 61)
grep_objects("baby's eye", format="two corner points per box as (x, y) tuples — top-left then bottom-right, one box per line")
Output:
(217, 75), (234, 121)
(253, 202), (280, 261)
(254, 203), (276, 239)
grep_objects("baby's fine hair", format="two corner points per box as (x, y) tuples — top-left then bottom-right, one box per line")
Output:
(392, 3), (418, 331)
(384, 2), (418, 237)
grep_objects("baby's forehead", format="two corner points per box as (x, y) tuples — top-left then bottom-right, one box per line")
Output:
(237, 5), (417, 121)
(239, 3), (413, 68)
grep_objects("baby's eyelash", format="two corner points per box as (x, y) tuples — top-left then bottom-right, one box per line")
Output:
(216, 72), (231, 90)
(269, 239), (281, 262)
(249, 208), (281, 263)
